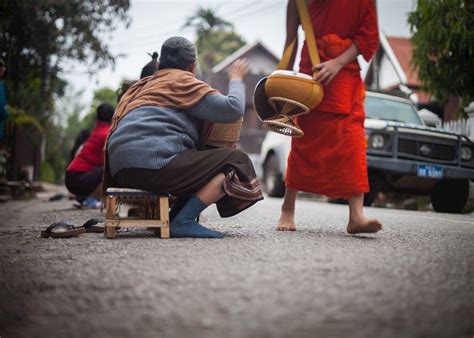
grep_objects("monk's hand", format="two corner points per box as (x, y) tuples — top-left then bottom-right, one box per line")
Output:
(312, 59), (343, 86)
(228, 59), (249, 81)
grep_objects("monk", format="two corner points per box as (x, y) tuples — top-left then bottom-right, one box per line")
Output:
(277, 0), (382, 234)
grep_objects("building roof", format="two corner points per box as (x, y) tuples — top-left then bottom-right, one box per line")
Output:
(386, 36), (419, 86)
(210, 41), (280, 106)
(365, 32), (431, 103)
(384, 35), (431, 102)
(212, 41), (280, 73)
(366, 32), (421, 88)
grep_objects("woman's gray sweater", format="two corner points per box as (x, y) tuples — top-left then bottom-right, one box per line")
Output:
(108, 79), (245, 176)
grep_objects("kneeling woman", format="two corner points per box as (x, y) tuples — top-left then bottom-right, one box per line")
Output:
(105, 36), (263, 238)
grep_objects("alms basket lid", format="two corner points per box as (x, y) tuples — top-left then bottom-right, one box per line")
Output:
(253, 76), (277, 122)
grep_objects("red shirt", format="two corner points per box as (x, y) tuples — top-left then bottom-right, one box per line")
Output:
(67, 121), (110, 172)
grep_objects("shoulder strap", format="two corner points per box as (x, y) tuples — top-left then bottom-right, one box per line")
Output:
(277, 0), (320, 71)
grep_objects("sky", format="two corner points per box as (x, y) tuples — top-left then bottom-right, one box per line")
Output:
(62, 0), (415, 113)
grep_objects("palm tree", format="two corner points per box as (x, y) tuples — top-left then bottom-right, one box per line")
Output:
(184, 7), (233, 40)
(184, 7), (246, 80)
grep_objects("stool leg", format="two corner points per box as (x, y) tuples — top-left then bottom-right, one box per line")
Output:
(159, 197), (169, 223)
(106, 196), (117, 219)
(158, 227), (170, 239)
(105, 196), (117, 239)
(160, 197), (170, 239)
(105, 225), (117, 239)
(153, 228), (169, 238)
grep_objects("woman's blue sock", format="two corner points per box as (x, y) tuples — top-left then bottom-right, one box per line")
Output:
(169, 196), (190, 222)
(170, 195), (223, 238)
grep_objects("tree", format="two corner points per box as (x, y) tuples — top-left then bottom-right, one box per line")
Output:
(199, 30), (246, 73)
(408, 0), (474, 116)
(0, 0), (130, 181)
(184, 7), (233, 40)
(184, 7), (246, 79)
(0, 0), (129, 122)
(81, 87), (118, 131)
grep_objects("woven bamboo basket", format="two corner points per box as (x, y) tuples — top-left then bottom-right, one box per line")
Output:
(265, 70), (323, 115)
(206, 118), (243, 148)
(253, 70), (323, 137)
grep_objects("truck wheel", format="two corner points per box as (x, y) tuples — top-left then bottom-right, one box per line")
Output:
(431, 179), (469, 213)
(263, 154), (286, 198)
(363, 191), (377, 206)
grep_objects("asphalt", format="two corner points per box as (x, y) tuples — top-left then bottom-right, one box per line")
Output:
(0, 193), (473, 338)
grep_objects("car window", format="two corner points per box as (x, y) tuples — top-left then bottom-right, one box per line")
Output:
(365, 96), (423, 125)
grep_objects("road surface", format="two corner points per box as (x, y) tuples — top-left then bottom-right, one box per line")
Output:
(0, 195), (473, 338)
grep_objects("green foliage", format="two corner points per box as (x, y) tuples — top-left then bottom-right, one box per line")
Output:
(79, 112), (96, 133)
(84, 87), (117, 130)
(184, 7), (233, 40)
(6, 106), (44, 132)
(50, 86), (116, 183)
(89, 87), (117, 129)
(197, 30), (246, 75)
(184, 7), (246, 77)
(40, 161), (55, 183)
(408, 0), (474, 108)
(0, 0), (130, 118)
(91, 87), (118, 108)
(0, 1), (130, 181)
(42, 122), (70, 184)
(63, 109), (85, 158)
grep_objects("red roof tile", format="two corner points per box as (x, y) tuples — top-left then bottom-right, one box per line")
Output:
(386, 36), (420, 86)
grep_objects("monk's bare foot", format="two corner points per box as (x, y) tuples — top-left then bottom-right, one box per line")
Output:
(277, 211), (296, 231)
(347, 216), (382, 234)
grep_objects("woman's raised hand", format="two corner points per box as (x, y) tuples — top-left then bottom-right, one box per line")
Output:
(228, 59), (249, 81)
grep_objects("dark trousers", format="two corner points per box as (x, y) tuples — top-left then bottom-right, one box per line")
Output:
(65, 166), (103, 197)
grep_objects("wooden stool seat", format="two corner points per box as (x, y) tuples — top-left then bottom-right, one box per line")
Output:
(105, 187), (170, 239)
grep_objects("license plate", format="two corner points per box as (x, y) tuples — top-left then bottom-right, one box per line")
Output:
(417, 164), (444, 178)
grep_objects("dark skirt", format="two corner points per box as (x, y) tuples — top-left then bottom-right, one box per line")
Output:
(65, 166), (103, 196)
(112, 148), (263, 217)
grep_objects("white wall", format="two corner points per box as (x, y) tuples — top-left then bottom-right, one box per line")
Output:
(246, 49), (278, 75)
(380, 53), (401, 88)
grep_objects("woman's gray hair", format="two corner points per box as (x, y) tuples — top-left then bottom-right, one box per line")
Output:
(158, 36), (197, 71)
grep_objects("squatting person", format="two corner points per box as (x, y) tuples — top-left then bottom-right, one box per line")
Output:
(105, 36), (263, 238)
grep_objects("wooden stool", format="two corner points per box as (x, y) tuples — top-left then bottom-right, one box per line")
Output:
(104, 188), (170, 239)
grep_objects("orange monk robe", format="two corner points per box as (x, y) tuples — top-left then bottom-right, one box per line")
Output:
(286, 0), (379, 199)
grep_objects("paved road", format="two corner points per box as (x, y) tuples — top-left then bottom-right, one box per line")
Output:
(0, 195), (473, 338)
